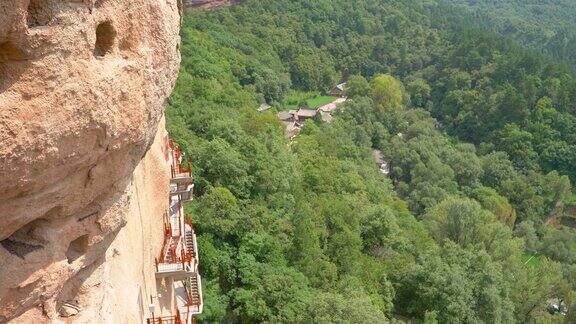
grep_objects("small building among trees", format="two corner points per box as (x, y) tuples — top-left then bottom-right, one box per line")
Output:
(258, 103), (272, 112)
(278, 111), (294, 122)
(296, 109), (317, 121)
(329, 82), (347, 97)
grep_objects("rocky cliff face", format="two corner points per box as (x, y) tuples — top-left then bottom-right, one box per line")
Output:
(0, 0), (181, 322)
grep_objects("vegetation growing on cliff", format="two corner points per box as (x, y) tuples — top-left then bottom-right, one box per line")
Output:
(168, 0), (576, 322)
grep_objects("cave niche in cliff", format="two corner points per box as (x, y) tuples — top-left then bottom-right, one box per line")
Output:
(0, 217), (48, 259)
(0, 41), (25, 63)
(66, 235), (90, 264)
(0, 40), (27, 90)
(94, 21), (116, 57)
(1, 238), (43, 259)
(27, 0), (52, 28)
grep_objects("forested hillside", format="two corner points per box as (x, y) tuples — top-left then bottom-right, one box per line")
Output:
(167, 0), (576, 322)
(443, 0), (576, 66)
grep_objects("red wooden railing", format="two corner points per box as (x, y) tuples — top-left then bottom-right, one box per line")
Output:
(180, 161), (192, 175)
(157, 234), (169, 268)
(158, 233), (179, 264)
(174, 146), (181, 164)
(176, 309), (182, 324)
(156, 241), (191, 272)
(185, 216), (195, 230)
(157, 199), (194, 268)
(146, 311), (182, 324)
(184, 216), (196, 260)
(169, 242), (177, 263)
(171, 161), (192, 178)
(146, 316), (177, 324)
(163, 213), (172, 237)
(169, 140), (193, 178)
(184, 279), (202, 308)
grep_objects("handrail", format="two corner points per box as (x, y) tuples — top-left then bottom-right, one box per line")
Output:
(184, 275), (202, 309)
(169, 242), (177, 263)
(159, 229), (169, 262)
(184, 279), (196, 306)
(185, 216), (194, 230)
(176, 309), (182, 324)
(159, 235), (194, 266)
(147, 315), (180, 324)
(171, 161), (192, 178)
(184, 217), (197, 260)
(169, 140), (193, 178)
(164, 212), (172, 237)
(197, 271), (203, 310)
(180, 161), (192, 175)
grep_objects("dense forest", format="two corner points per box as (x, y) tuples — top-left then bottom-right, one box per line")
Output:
(443, 0), (576, 67)
(167, 0), (576, 322)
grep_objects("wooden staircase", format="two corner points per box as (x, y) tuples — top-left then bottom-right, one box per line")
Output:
(184, 223), (196, 260)
(189, 275), (201, 305)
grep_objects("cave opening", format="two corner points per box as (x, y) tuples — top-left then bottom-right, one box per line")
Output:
(0, 40), (27, 89)
(27, 0), (52, 28)
(94, 21), (116, 57)
(0, 217), (48, 259)
(66, 235), (90, 264)
(0, 41), (25, 63)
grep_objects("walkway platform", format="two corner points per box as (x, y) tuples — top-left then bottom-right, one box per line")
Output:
(148, 139), (202, 324)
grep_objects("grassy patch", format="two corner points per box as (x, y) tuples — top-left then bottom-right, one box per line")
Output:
(283, 91), (337, 109)
(521, 251), (542, 267)
(306, 95), (337, 108)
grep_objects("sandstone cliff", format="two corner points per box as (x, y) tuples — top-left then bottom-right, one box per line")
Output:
(0, 0), (181, 322)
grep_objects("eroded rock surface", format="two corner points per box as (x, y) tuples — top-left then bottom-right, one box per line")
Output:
(0, 0), (181, 322)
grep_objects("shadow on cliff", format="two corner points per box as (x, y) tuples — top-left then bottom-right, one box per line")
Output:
(0, 40), (29, 94)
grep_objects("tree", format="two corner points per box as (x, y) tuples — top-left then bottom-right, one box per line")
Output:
(481, 152), (517, 188)
(232, 263), (311, 322)
(469, 186), (517, 227)
(195, 279), (230, 322)
(290, 207), (338, 289)
(423, 197), (495, 248)
(396, 243), (515, 323)
(291, 49), (338, 92)
(298, 291), (389, 323)
(406, 76), (432, 108)
(346, 75), (371, 98)
(511, 258), (563, 322)
(195, 187), (242, 242)
(514, 221), (539, 251)
(254, 67), (291, 103)
(446, 145), (484, 188)
(196, 138), (252, 198)
(540, 227), (576, 263)
(372, 74), (405, 113)
(492, 123), (538, 171)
